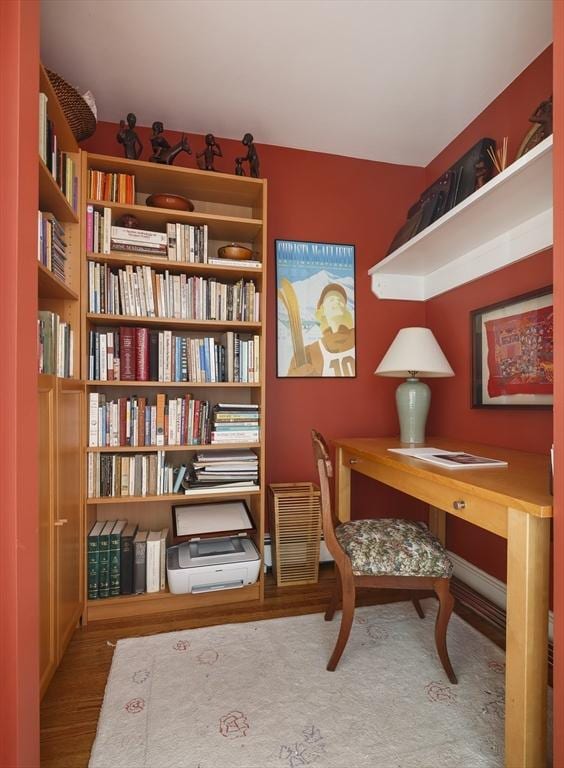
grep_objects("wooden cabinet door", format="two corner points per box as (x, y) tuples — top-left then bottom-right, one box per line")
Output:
(56, 380), (84, 658)
(39, 375), (57, 698)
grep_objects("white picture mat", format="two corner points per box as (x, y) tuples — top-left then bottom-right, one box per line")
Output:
(174, 501), (252, 536)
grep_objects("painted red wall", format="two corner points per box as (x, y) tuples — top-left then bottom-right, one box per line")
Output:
(418, 47), (554, 581)
(83, 125), (428, 519)
(0, 1), (40, 766)
(552, 2), (563, 765)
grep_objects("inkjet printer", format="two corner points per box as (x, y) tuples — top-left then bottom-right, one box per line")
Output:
(167, 535), (260, 594)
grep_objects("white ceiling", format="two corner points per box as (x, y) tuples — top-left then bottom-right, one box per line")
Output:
(40, 0), (552, 167)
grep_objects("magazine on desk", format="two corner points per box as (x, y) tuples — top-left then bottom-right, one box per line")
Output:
(388, 447), (508, 469)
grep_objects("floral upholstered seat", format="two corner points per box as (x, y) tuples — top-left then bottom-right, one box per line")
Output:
(335, 519), (453, 578)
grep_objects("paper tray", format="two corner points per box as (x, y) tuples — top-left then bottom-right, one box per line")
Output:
(171, 499), (255, 543)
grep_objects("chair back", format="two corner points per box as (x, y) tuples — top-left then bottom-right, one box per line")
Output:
(311, 430), (346, 562)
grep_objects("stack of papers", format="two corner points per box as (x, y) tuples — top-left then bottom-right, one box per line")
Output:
(388, 447), (508, 469)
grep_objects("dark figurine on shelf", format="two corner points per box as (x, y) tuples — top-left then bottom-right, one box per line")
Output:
(237, 133), (260, 178)
(234, 157), (246, 176)
(149, 121), (191, 165)
(529, 95), (553, 140)
(196, 133), (223, 171)
(116, 113), (143, 160)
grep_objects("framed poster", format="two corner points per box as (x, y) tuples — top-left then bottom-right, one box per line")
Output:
(275, 239), (356, 377)
(471, 287), (553, 408)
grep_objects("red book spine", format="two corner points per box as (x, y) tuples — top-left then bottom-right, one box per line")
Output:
(135, 327), (149, 381)
(193, 400), (201, 445)
(120, 327), (136, 380)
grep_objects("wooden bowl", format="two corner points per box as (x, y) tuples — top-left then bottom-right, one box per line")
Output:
(146, 193), (194, 211)
(217, 244), (253, 260)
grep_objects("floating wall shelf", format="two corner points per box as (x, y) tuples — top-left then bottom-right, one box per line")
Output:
(369, 135), (553, 301)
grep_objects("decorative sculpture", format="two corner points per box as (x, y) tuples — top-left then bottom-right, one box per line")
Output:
(116, 113), (143, 160)
(237, 133), (260, 178)
(234, 157), (246, 176)
(196, 134), (223, 171)
(515, 95), (553, 160)
(149, 121), (191, 165)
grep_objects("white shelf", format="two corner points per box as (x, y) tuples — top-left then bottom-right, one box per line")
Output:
(369, 135), (553, 301)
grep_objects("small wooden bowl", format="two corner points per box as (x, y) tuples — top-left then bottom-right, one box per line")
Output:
(218, 244), (253, 260)
(146, 193), (194, 211)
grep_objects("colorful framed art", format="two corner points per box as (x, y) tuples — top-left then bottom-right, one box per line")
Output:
(275, 239), (356, 378)
(471, 287), (553, 408)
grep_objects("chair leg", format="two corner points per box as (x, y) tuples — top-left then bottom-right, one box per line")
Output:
(412, 597), (425, 619)
(433, 578), (457, 684)
(327, 565), (355, 671)
(325, 570), (341, 621)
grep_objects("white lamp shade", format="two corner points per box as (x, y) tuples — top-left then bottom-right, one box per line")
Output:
(375, 327), (454, 378)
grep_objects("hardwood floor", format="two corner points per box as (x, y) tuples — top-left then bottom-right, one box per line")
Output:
(40, 565), (504, 768)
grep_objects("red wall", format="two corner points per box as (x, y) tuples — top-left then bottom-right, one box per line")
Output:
(83, 125), (428, 519)
(0, 1), (40, 766)
(419, 46), (553, 581)
(552, 2), (563, 765)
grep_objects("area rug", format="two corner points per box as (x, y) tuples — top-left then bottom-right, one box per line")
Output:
(89, 599), (550, 768)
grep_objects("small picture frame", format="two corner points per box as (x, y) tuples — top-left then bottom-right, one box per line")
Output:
(471, 287), (553, 408)
(275, 239), (356, 378)
(171, 500), (254, 543)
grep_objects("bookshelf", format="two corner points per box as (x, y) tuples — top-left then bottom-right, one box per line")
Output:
(82, 152), (267, 621)
(38, 63), (84, 697)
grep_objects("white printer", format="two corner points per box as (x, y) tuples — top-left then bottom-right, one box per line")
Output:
(167, 536), (260, 594)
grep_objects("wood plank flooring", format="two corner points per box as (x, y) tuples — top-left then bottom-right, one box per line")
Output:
(40, 566), (504, 768)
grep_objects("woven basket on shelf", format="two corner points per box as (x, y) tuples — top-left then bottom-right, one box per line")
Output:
(46, 69), (96, 142)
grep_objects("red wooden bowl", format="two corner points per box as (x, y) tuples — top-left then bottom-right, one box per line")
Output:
(146, 193), (194, 211)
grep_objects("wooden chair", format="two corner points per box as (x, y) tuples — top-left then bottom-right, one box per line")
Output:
(311, 430), (457, 682)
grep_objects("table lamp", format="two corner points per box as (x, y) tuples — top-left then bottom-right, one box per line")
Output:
(375, 327), (454, 444)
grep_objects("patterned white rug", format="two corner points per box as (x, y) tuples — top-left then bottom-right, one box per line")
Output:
(89, 599), (551, 768)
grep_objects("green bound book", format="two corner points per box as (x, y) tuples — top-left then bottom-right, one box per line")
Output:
(109, 520), (127, 596)
(87, 520), (106, 600)
(98, 520), (115, 599)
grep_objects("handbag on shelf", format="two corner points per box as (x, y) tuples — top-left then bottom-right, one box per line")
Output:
(386, 138), (496, 256)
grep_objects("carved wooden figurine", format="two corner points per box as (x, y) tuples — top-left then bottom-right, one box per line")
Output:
(237, 133), (260, 178)
(149, 121), (191, 165)
(116, 113), (143, 160)
(196, 134), (223, 171)
(234, 157), (246, 176)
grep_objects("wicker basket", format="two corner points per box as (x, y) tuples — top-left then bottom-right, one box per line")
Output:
(268, 483), (322, 587)
(46, 69), (96, 142)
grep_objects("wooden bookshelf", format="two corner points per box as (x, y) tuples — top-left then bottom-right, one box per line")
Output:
(38, 63), (84, 698)
(82, 151), (267, 621)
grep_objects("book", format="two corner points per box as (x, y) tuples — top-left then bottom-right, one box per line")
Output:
(87, 520), (105, 600)
(388, 447), (508, 469)
(120, 522), (138, 595)
(133, 530), (149, 593)
(159, 528), (169, 590)
(109, 520), (127, 595)
(98, 520), (116, 598)
(145, 531), (162, 593)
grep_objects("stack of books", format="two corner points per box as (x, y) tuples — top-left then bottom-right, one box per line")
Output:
(111, 225), (168, 257)
(183, 448), (259, 493)
(38, 211), (67, 280)
(211, 403), (259, 444)
(87, 170), (135, 204)
(37, 310), (73, 377)
(87, 520), (169, 599)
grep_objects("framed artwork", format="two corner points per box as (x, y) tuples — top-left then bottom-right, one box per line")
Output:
(471, 287), (553, 408)
(275, 240), (356, 378)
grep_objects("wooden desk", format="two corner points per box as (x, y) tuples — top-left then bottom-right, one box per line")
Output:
(333, 436), (552, 768)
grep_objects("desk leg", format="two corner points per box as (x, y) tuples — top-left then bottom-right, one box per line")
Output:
(429, 506), (446, 546)
(505, 508), (550, 768)
(335, 447), (351, 523)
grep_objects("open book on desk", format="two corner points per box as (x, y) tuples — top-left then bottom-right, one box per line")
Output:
(388, 447), (508, 469)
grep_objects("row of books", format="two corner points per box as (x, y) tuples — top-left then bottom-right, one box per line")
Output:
(87, 260), (260, 322)
(211, 403), (259, 444)
(185, 447), (259, 491)
(87, 451), (194, 498)
(88, 393), (217, 448)
(38, 310), (73, 377)
(87, 170), (135, 205)
(39, 93), (79, 212)
(37, 211), (67, 281)
(88, 327), (260, 383)
(87, 519), (168, 599)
